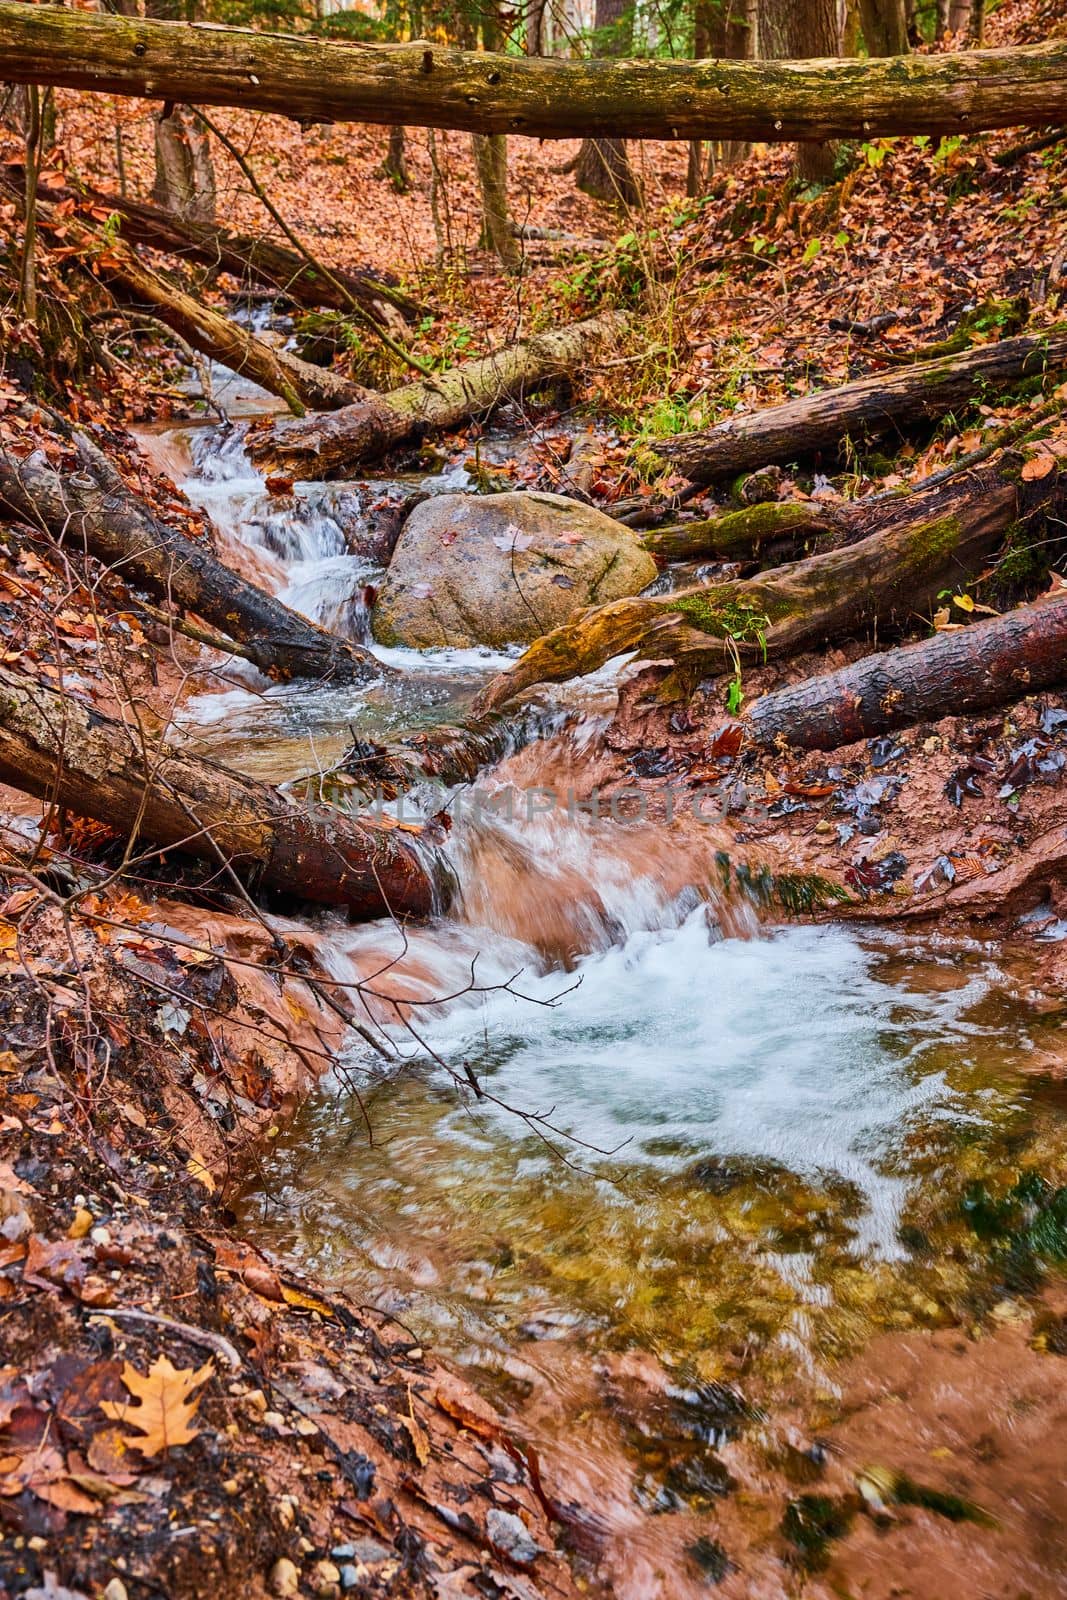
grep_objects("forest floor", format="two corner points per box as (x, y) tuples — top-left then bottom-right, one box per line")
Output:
(3, 0), (1067, 1595)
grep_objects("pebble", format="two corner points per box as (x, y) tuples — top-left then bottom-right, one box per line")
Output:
(333, 1540), (390, 1564)
(270, 1557), (301, 1597)
(310, 1560), (340, 1596)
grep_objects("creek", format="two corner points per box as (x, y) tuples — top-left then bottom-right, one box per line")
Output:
(135, 382), (1067, 1598)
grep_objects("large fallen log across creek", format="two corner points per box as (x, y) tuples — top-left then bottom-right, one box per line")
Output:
(475, 455), (1066, 712)
(245, 311), (627, 478)
(0, 415), (384, 685)
(0, 665), (439, 918)
(2, 4), (1066, 143)
(655, 325), (1067, 483)
(744, 588), (1067, 752)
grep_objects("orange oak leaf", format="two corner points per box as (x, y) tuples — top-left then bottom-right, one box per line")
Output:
(100, 1356), (214, 1457)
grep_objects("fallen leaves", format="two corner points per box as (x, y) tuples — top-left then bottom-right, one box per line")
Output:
(101, 1356), (214, 1458)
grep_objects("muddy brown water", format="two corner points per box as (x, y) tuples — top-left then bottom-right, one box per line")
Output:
(137, 405), (1067, 1598)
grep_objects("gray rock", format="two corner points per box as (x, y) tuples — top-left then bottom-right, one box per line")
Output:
(372, 490), (657, 649)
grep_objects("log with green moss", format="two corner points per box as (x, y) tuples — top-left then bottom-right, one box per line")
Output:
(1, 4), (1066, 142)
(656, 326), (1067, 483)
(246, 312), (627, 479)
(641, 501), (836, 563)
(475, 457), (1063, 712)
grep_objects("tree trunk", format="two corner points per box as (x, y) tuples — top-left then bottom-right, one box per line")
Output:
(746, 590), (1067, 751)
(655, 324), (1067, 482)
(152, 100), (216, 224)
(381, 124), (411, 192)
(760, 0), (840, 183)
(3, 5), (1066, 143)
(0, 415), (384, 686)
(0, 665), (439, 919)
(858, 0), (909, 53)
(474, 457), (1063, 710)
(576, 0), (638, 205)
(54, 183), (423, 322)
(472, 131), (520, 269)
(38, 202), (365, 416)
(245, 310), (627, 479)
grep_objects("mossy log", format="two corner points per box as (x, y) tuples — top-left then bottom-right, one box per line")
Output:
(0, 664), (439, 918)
(40, 203), (365, 417)
(2, 4), (1067, 142)
(0, 414), (384, 685)
(54, 185), (424, 324)
(746, 590), (1067, 751)
(246, 312), (627, 479)
(656, 326), (1067, 483)
(641, 501), (836, 563)
(475, 458), (1062, 712)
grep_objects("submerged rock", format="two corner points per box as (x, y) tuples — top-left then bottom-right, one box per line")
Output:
(371, 490), (657, 648)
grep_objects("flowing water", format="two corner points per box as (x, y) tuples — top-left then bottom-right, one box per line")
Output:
(138, 398), (1067, 1597)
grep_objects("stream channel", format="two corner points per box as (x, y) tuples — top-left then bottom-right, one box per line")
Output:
(135, 359), (1067, 1598)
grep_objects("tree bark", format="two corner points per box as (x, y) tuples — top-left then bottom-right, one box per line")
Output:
(760, 0), (841, 182)
(0, 416), (384, 686)
(43, 204), (365, 417)
(0, 664), (439, 919)
(655, 324), (1067, 482)
(152, 101), (216, 223)
(858, 0), (909, 54)
(745, 590), (1067, 751)
(472, 131), (520, 269)
(474, 457), (1062, 711)
(3, 5), (1064, 143)
(52, 184), (422, 322)
(575, 0), (638, 206)
(245, 310), (627, 479)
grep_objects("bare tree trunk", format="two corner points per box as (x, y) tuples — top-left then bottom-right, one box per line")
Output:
(760, 0), (840, 182)
(968, 0), (985, 44)
(473, 131), (520, 269)
(0, 414), (384, 686)
(381, 123), (410, 191)
(746, 591), (1067, 751)
(0, 665), (439, 919)
(935, 0), (951, 41)
(575, 0), (639, 206)
(655, 323), (1067, 481)
(858, 0), (909, 53)
(152, 101), (216, 223)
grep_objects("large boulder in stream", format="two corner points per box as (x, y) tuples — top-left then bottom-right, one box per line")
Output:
(371, 491), (657, 649)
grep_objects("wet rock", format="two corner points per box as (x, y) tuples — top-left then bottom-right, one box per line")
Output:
(485, 1507), (544, 1565)
(372, 491), (656, 648)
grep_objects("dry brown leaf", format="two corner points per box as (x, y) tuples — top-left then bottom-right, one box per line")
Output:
(401, 1386), (431, 1467)
(280, 1284), (335, 1318)
(1021, 451), (1057, 481)
(101, 1356), (214, 1457)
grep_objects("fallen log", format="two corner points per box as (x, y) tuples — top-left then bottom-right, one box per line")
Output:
(475, 457), (1063, 712)
(246, 311), (627, 479)
(0, 416), (384, 685)
(745, 590), (1067, 752)
(2, 5), (1066, 143)
(655, 325), (1067, 483)
(0, 664), (439, 919)
(50, 184), (424, 324)
(40, 203), (365, 416)
(641, 501), (835, 563)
